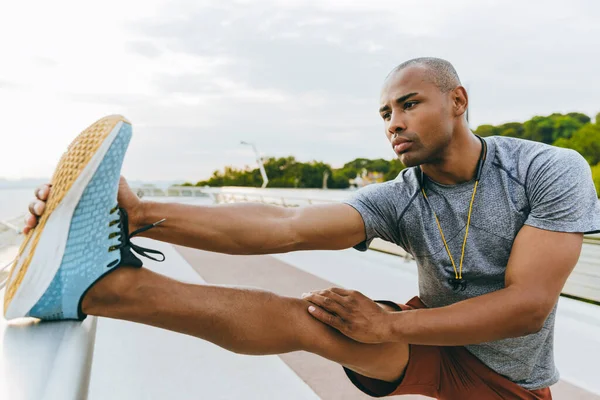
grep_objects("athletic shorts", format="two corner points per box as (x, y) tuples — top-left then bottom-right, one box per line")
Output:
(343, 296), (552, 400)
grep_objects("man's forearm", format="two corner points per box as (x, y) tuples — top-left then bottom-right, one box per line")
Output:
(135, 200), (297, 255)
(388, 287), (549, 346)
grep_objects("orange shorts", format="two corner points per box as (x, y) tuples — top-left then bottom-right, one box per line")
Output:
(343, 297), (552, 400)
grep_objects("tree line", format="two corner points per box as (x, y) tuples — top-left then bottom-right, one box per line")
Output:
(185, 112), (600, 196)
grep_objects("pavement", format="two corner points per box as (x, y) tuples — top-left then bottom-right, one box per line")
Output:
(87, 236), (600, 399)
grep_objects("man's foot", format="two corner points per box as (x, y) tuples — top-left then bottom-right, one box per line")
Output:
(3, 115), (165, 321)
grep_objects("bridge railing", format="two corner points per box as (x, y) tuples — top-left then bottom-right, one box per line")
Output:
(144, 185), (600, 303)
(1, 217), (98, 400)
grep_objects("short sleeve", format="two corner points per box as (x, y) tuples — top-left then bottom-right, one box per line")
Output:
(342, 181), (405, 251)
(524, 148), (600, 234)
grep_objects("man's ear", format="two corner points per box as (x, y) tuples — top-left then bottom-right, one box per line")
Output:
(452, 86), (468, 118)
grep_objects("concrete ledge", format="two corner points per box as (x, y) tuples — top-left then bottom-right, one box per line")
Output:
(0, 309), (97, 400)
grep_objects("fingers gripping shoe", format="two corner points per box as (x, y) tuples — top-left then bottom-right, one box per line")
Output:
(3, 115), (165, 321)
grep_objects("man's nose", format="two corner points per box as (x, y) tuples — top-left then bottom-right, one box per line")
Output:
(388, 113), (406, 136)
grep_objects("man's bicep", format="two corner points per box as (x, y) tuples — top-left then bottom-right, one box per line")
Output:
(505, 225), (583, 317)
(290, 203), (366, 251)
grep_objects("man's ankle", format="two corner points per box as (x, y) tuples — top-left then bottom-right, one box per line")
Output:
(81, 266), (139, 316)
(133, 200), (166, 237)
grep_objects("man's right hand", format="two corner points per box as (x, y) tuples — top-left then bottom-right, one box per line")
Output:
(24, 176), (145, 235)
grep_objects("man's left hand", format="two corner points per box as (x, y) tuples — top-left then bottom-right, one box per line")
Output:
(301, 288), (393, 344)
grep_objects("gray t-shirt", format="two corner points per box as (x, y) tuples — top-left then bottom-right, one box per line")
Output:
(343, 135), (600, 390)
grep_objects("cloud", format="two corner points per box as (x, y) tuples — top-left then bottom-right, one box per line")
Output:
(127, 41), (164, 59)
(138, 3), (393, 96)
(1, 0), (599, 181)
(119, 0), (600, 180)
(136, 0), (600, 124)
(0, 80), (20, 90)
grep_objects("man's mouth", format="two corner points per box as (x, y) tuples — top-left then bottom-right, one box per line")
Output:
(392, 139), (412, 153)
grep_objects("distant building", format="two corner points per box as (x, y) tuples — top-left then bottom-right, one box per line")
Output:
(349, 168), (384, 188)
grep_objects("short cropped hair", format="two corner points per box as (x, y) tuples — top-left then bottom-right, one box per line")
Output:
(389, 57), (461, 93)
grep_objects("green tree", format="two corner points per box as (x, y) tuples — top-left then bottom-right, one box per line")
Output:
(592, 163), (600, 197)
(566, 112), (591, 125)
(193, 156), (407, 188)
(552, 115), (584, 142)
(523, 116), (554, 143)
(384, 159), (406, 181)
(476, 113), (591, 145)
(329, 170), (351, 188)
(296, 161), (332, 188)
(368, 158), (392, 173)
(192, 111), (599, 191)
(474, 124), (498, 137)
(554, 123), (600, 165)
(498, 122), (526, 139)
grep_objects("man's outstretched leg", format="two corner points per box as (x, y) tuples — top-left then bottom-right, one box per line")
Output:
(2, 115), (407, 387)
(82, 266), (409, 383)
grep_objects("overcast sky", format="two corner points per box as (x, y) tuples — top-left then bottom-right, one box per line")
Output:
(1, 0), (598, 182)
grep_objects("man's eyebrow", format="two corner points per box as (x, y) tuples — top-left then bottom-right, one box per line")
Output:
(378, 105), (391, 113)
(378, 92), (419, 114)
(396, 92), (418, 105)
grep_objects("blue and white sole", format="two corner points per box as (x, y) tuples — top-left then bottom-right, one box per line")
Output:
(4, 116), (129, 320)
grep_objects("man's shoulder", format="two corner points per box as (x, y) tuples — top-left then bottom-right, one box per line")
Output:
(486, 135), (587, 186)
(486, 135), (551, 155)
(381, 167), (420, 193)
(486, 135), (578, 157)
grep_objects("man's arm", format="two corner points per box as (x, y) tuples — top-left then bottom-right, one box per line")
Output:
(304, 225), (583, 345)
(26, 180), (367, 256)
(138, 200), (366, 255)
(392, 226), (582, 345)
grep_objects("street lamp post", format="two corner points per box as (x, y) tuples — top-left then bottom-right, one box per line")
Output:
(240, 141), (269, 188)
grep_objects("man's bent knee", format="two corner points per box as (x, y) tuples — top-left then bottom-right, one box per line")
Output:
(342, 341), (409, 383)
(288, 297), (409, 383)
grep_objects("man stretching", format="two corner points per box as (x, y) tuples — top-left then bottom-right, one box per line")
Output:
(6, 58), (600, 399)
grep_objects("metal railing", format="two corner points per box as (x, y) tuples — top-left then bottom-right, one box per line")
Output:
(3, 185), (598, 300)
(0, 219), (98, 400)
(144, 185), (600, 303)
(0, 216), (26, 287)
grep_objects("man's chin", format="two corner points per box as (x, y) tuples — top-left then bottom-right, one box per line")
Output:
(398, 153), (421, 168)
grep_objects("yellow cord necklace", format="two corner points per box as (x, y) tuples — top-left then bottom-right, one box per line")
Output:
(418, 136), (487, 291)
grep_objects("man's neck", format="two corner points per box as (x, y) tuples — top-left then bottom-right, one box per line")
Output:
(420, 133), (483, 186)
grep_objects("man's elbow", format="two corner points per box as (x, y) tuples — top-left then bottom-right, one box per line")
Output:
(522, 318), (545, 335)
(521, 304), (552, 335)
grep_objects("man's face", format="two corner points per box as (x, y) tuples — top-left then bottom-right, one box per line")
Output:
(379, 66), (455, 167)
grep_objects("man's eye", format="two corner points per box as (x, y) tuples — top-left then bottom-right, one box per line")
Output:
(382, 113), (391, 120)
(404, 101), (417, 110)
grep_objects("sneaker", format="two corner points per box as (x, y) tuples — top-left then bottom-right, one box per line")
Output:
(3, 115), (165, 321)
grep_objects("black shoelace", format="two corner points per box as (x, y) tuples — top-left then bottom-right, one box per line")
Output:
(108, 206), (166, 262)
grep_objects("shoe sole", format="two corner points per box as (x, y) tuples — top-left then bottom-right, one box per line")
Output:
(3, 115), (130, 319)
